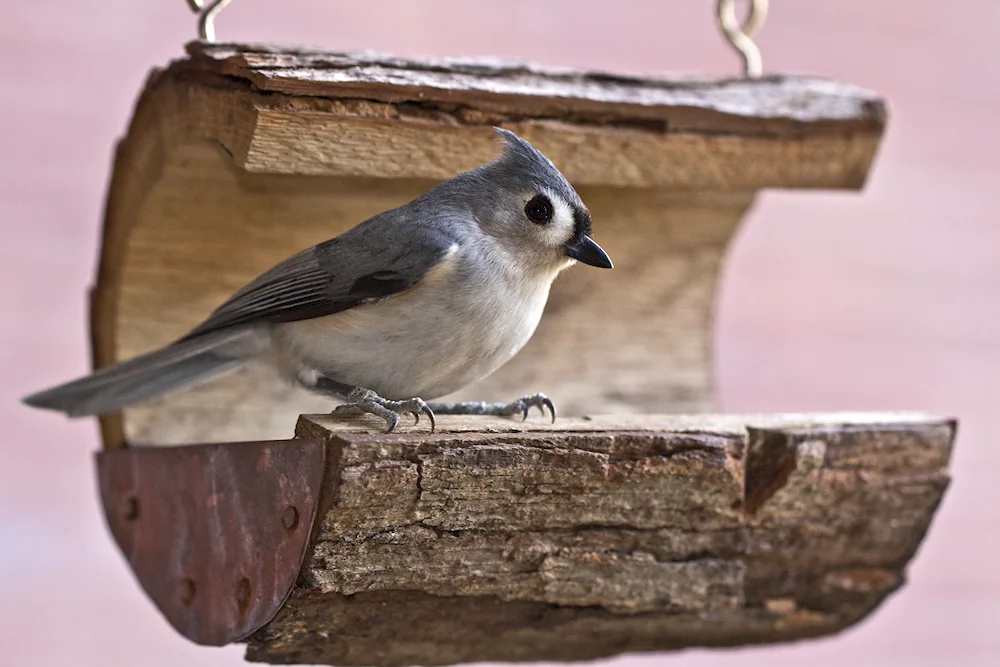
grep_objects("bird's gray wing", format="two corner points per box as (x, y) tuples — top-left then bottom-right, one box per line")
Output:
(182, 218), (457, 339)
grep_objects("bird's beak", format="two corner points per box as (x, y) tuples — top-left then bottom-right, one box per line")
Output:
(565, 235), (613, 269)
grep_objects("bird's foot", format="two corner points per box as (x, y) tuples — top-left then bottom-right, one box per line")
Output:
(427, 393), (556, 423)
(331, 388), (435, 433)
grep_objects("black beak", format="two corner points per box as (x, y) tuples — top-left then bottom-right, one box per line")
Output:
(565, 235), (613, 269)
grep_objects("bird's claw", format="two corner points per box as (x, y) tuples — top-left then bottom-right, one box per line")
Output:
(396, 398), (435, 432)
(513, 394), (557, 423)
(333, 389), (436, 433)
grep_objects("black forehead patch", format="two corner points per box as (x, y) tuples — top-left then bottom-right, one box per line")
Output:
(572, 207), (593, 243)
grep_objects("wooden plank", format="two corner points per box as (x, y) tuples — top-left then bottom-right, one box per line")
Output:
(159, 42), (887, 189)
(243, 412), (953, 665)
(188, 42), (885, 138)
(243, 113), (879, 189)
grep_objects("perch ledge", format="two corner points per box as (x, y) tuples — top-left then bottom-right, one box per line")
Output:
(97, 412), (954, 665)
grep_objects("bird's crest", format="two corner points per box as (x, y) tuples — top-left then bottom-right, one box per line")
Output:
(489, 127), (581, 208)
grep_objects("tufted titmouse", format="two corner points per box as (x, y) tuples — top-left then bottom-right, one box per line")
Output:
(23, 128), (612, 432)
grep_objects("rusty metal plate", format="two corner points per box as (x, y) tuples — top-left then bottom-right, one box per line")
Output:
(96, 438), (328, 646)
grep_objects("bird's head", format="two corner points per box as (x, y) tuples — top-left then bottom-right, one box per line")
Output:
(460, 128), (613, 273)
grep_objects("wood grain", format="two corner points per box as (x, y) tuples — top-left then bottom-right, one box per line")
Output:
(240, 412), (953, 666)
(89, 44), (886, 448)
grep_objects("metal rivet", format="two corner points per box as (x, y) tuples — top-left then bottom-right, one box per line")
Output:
(281, 505), (299, 530)
(180, 578), (196, 607)
(236, 576), (252, 611)
(122, 497), (140, 521)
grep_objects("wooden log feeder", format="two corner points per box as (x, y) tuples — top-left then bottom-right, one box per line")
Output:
(86, 41), (956, 665)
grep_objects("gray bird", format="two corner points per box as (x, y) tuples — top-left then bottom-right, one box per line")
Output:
(23, 128), (612, 432)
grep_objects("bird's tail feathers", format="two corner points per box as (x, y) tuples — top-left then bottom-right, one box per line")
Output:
(22, 328), (255, 417)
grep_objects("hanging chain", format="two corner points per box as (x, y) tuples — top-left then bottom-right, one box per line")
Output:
(716, 0), (769, 78)
(186, 0), (233, 42)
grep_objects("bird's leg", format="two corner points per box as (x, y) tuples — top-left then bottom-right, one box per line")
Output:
(427, 394), (557, 423)
(314, 377), (435, 433)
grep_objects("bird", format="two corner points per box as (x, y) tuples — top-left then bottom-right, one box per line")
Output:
(23, 128), (613, 433)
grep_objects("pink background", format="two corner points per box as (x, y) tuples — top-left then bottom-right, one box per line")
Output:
(3, 1), (998, 665)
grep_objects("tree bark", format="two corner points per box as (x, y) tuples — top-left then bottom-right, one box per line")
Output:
(244, 412), (953, 666)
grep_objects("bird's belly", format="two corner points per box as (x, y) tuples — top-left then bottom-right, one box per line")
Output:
(271, 279), (550, 400)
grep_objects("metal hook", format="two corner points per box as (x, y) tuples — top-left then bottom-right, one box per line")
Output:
(716, 0), (769, 78)
(187, 0), (234, 42)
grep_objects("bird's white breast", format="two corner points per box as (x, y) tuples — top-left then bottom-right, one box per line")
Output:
(269, 242), (558, 400)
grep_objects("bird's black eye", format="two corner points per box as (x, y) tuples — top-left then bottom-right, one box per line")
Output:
(524, 194), (554, 225)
